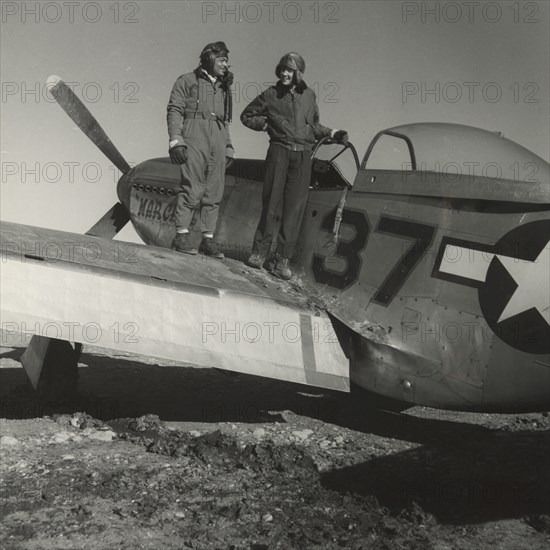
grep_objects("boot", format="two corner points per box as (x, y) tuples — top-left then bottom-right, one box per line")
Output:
(247, 251), (266, 269)
(270, 256), (292, 280)
(199, 238), (225, 259)
(171, 232), (198, 255)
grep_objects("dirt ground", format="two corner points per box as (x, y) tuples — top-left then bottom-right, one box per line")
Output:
(1, 331), (549, 550)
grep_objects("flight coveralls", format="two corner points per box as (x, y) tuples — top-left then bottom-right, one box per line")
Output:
(167, 69), (234, 234)
(241, 80), (332, 259)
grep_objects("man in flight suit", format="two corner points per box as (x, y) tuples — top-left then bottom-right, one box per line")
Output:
(241, 52), (348, 279)
(167, 41), (235, 259)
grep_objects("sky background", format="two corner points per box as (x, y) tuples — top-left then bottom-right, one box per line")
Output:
(1, 0), (548, 243)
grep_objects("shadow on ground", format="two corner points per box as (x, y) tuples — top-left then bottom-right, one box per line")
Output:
(2, 344), (494, 445)
(322, 428), (550, 525)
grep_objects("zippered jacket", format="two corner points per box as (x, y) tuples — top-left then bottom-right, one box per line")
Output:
(240, 81), (332, 151)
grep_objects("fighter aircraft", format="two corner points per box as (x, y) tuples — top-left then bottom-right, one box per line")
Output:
(1, 76), (549, 413)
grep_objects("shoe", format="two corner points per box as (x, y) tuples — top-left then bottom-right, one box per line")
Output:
(247, 252), (266, 269)
(270, 256), (292, 280)
(171, 233), (198, 255)
(199, 238), (225, 259)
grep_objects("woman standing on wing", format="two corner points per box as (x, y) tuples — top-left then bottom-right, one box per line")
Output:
(241, 52), (348, 280)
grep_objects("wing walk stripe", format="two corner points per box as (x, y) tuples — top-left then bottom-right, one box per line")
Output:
(300, 314), (317, 383)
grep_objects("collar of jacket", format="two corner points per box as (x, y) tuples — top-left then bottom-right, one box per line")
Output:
(195, 67), (218, 85)
(275, 80), (308, 96)
(195, 67), (233, 92)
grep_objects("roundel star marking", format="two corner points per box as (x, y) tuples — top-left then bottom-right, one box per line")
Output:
(496, 244), (549, 326)
(478, 220), (550, 355)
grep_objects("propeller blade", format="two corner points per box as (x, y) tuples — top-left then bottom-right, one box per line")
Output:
(86, 202), (130, 238)
(47, 75), (131, 174)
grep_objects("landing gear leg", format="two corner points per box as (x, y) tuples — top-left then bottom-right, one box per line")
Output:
(21, 335), (80, 401)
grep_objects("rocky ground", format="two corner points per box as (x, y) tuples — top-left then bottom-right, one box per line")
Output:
(1, 332), (549, 549)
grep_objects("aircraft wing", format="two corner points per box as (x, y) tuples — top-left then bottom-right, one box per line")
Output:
(0, 221), (349, 392)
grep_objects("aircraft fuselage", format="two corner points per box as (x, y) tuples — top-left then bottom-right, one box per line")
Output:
(116, 151), (550, 413)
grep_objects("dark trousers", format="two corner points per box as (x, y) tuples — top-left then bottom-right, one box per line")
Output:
(253, 143), (312, 259)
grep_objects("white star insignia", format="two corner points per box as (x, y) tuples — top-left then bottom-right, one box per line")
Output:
(439, 238), (550, 327)
(496, 243), (550, 326)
